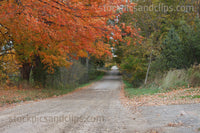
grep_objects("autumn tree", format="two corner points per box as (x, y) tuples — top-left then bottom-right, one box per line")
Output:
(0, 0), (139, 81)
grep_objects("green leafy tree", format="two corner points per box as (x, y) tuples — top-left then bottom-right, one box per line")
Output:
(192, 19), (200, 63)
(160, 27), (185, 69)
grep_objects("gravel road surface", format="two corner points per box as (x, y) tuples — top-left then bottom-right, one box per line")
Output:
(0, 70), (199, 133)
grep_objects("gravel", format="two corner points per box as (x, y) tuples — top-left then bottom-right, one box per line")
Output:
(0, 70), (199, 133)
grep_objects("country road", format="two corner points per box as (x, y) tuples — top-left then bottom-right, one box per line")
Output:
(0, 70), (200, 133)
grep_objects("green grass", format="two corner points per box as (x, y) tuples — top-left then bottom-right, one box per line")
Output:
(180, 95), (200, 99)
(78, 73), (104, 88)
(123, 80), (160, 98)
(94, 74), (104, 81)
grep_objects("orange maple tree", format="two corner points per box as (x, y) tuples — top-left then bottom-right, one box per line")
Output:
(0, 0), (139, 81)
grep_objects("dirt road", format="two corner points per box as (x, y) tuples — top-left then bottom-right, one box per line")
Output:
(0, 70), (199, 133)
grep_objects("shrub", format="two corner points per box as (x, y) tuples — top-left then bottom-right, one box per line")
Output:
(161, 69), (188, 90)
(188, 64), (200, 87)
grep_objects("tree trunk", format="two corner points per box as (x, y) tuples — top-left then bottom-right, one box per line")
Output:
(86, 55), (89, 82)
(144, 50), (153, 85)
(32, 55), (47, 87)
(20, 63), (32, 81)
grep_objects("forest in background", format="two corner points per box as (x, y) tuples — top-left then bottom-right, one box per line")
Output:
(0, 0), (200, 92)
(112, 0), (200, 89)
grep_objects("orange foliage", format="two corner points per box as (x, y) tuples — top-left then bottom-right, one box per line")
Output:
(0, 0), (139, 71)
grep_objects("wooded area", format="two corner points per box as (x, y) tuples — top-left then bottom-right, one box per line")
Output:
(113, 0), (200, 89)
(0, 0), (138, 88)
(0, 1), (200, 132)
(0, 0), (200, 91)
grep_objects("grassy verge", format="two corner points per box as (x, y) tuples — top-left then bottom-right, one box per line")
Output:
(123, 80), (200, 106)
(123, 80), (160, 98)
(0, 73), (104, 107)
(78, 73), (104, 88)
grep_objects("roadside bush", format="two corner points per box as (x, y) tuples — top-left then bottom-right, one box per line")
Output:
(45, 59), (104, 89)
(120, 44), (148, 87)
(146, 65), (200, 90)
(188, 65), (200, 87)
(46, 61), (87, 89)
(161, 69), (188, 90)
(121, 54), (147, 87)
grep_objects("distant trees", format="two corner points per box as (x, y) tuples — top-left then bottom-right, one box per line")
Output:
(114, 0), (200, 86)
(157, 20), (200, 70)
